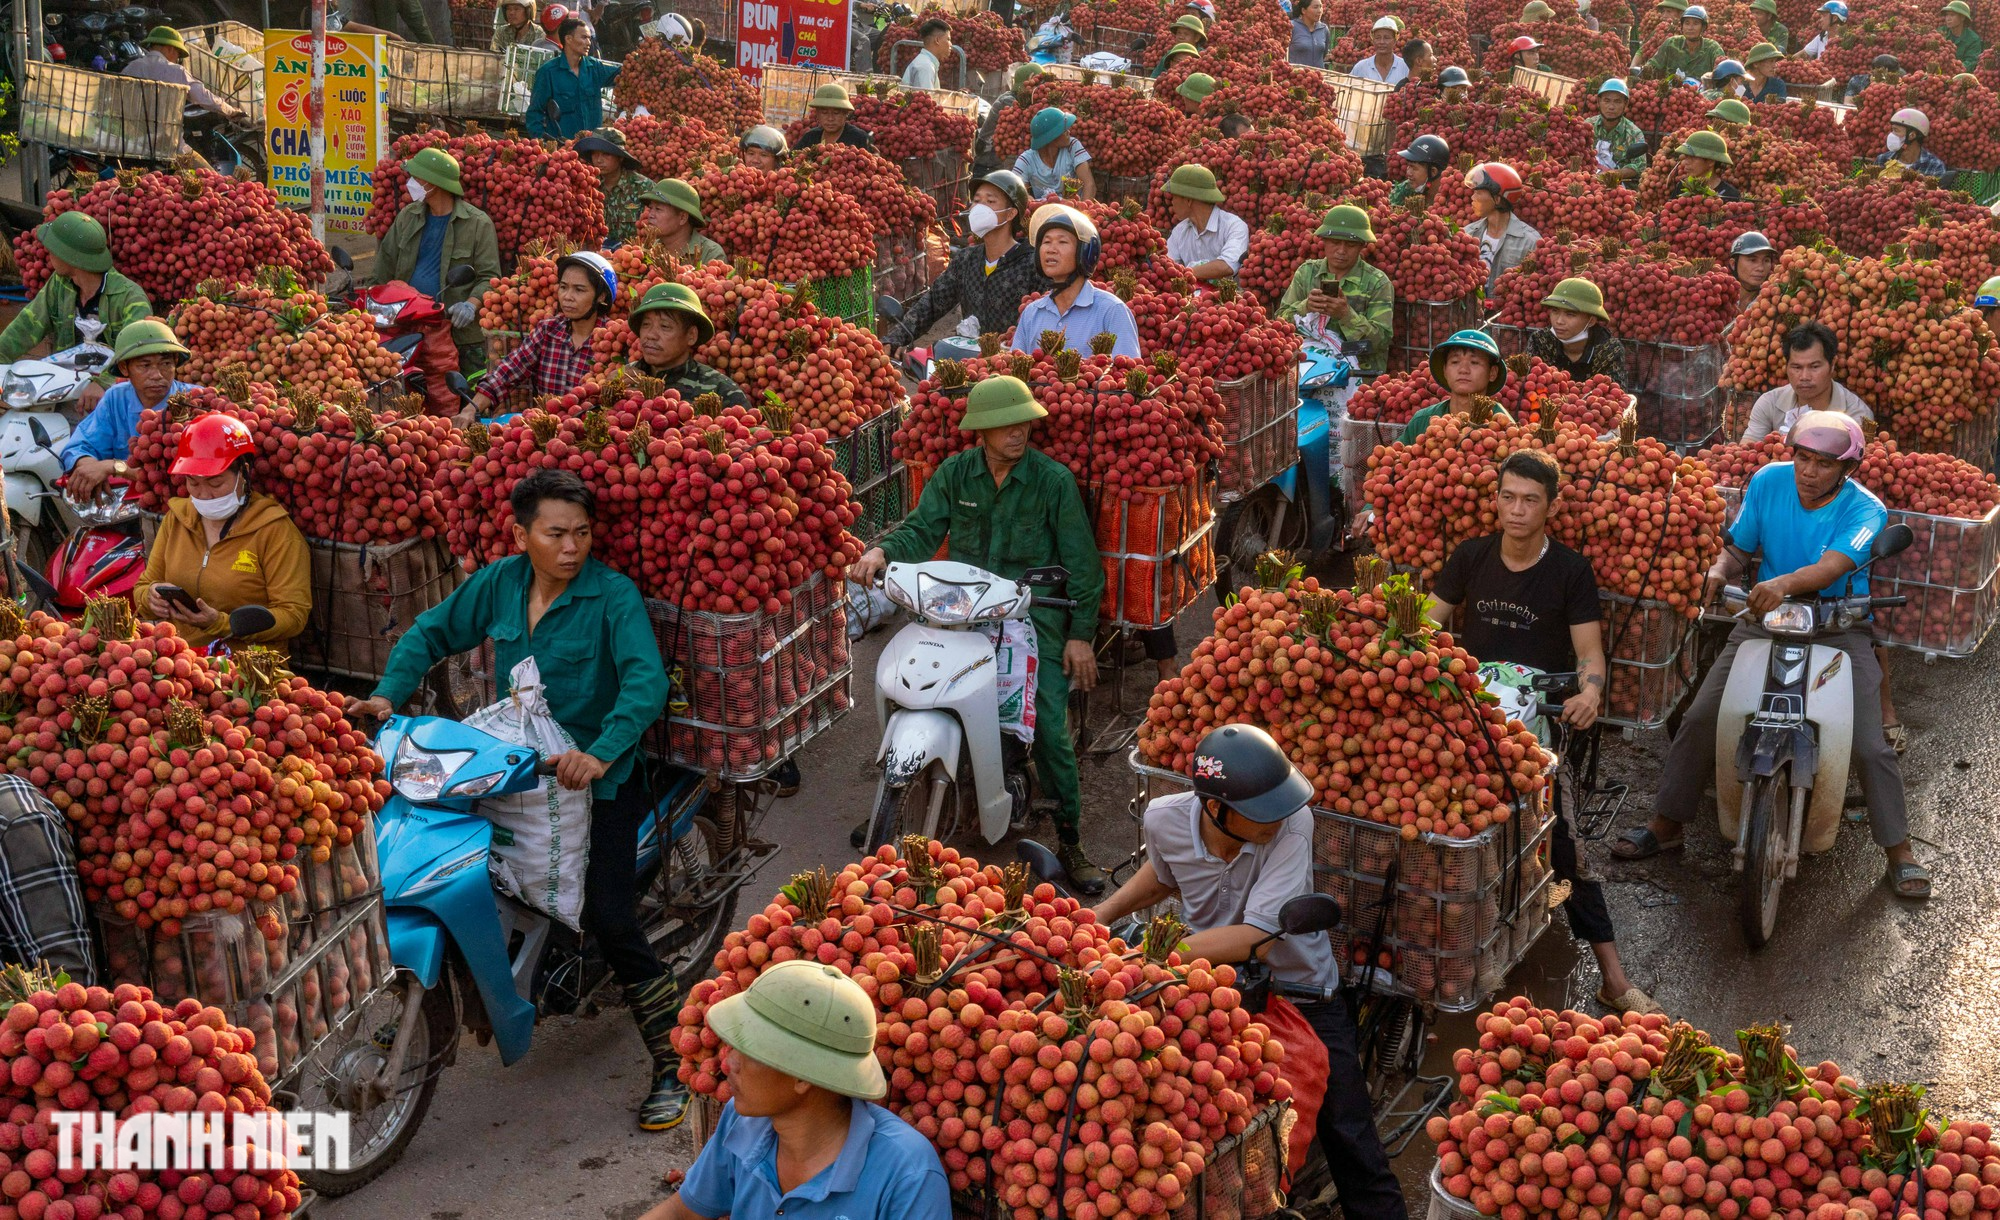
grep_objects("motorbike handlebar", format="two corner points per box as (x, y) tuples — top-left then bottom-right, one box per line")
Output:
(1032, 595), (1077, 608)
(1275, 980), (1336, 1005)
(1870, 595), (1908, 608)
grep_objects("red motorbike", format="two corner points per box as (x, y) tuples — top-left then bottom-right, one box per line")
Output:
(330, 250), (476, 417)
(14, 477), (146, 618)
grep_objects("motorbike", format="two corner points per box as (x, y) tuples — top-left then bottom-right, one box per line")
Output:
(331, 250), (476, 415)
(596, 0), (658, 61)
(0, 316), (115, 574)
(1714, 521), (1914, 948)
(42, 3), (160, 71)
(292, 712), (773, 1195)
(864, 559), (1077, 848)
(12, 476), (146, 615)
(1027, 10), (1078, 62)
(1213, 344), (1355, 595)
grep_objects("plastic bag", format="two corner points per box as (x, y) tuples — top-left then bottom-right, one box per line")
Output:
(464, 656), (592, 929)
(847, 579), (897, 639)
(977, 619), (1037, 743)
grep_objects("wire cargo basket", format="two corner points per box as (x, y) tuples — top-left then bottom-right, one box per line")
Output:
(17, 60), (187, 161)
(644, 572), (854, 780)
(182, 23), (266, 110)
(1868, 501), (2000, 658)
(387, 42), (510, 117)
(829, 406), (911, 547)
(902, 149), (973, 218)
(498, 43), (613, 116)
(873, 222), (939, 302)
(453, 2), (499, 46)
(1598, 592), (1699, 728)
(1131, 754), (1555, 1012)
(1511, 64), (1580, 107)
(760, 64), (983, 126)
(1338, 414), (1404, 521)
(1098, 171), (1153, 206)
(1626, 339), (1726, 450)
(1215, 367), (1300, 501)
(1036, 59), (1156, 95)
(1082, 23), (1156, 58)
(1095, 482), (1217, 629)
(1392, 296), (1480, 374)
(1321, 70), (1395, 155)
(290, 534), (468, 681)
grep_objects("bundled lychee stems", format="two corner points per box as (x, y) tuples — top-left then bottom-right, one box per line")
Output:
(1737, 1021), (1813, 1113)
(908, 924), (944, 986)
(1140, 911), (1189, 964)
(782, 865), (837, 920)
(1650, 1022), (1727, 1101)
(1252, 548), (1301, 591)
(1858, 1082), (1934, 1177)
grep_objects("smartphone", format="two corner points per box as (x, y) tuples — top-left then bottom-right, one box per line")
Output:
(1319, 277), (1340, 295)
(153, 584), (201, 615)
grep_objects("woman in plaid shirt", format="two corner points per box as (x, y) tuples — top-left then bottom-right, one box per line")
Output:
(468, 252), (616, 420)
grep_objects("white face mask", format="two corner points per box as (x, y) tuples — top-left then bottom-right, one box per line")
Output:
(968, 203), (1008, 238)
(192, 487), (244, 521)
(1886, 132), (1905, 153)
(1733, 82), (1749, 96)
(407, 178), (428, 203)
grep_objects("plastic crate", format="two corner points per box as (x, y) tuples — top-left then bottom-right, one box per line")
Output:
(1391, 296), (1480, 375)
(1511, 64), (1580, 107)
(1626, 339), (1726, 450)
(645, 572), (854, 779)
(1037, 59), (1156, 96)
(1095, 482), (1217, 628)
(182, 24), (266, 110)
(1132, 754), (1554, 1012)
(290, 534), (467, 681)
(1598, 592), (1698, 729)
(829, 406), (910, 547)
(806, 264), (875, 327)
(386, 42), (510, 118)
(18, 60), (187, 161)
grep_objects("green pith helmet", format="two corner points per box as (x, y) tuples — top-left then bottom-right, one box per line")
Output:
(1944, 0), (1973, 18)
(640, 178), (707, 226)
(1751, 0), (1778, 14)
(1542, 276), (1610, 322)
(705, 960), (887, 1100)
(1176, 72), (1217, 102)
(1030, 108), (1078, 150)
(36, 211), (112, 273)
(1012, 63), (1046, 90)
(1522, 0), (1556, 18)
(1316, 204), (1375, 242)
(1429, 328), (1506, 391)
(628, 282), (716, 346)
(1975, 274), (2000, 306)
(1745, 41), (1783, 65)
(1163, 42), (1201, 63)
(1164, 163), (1225, 202)
(959, 376), (1050, 430)
(1173, 13), (1208, 37)
(1656, 0), (1688, 11)
(1706, 98), (1752, 124)
(809, 82), (855, 111)
(142, 25), (188, 52)
(1677, 128), (1733, 164)
(403, 147), (465, 195)
(111, 318), (190, 368)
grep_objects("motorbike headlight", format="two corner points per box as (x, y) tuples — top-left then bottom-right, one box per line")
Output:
(2, 373), (33, 408)
(918, 575), (986, 624)
(444, 770), (506, 798)
(884, 577), (916, 613)
(1761, 603), (1815, 634)
(391, 745), (474, 801)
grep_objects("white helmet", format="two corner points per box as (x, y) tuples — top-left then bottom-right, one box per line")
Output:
(1889, 107), (1931, 137)
(652, 12), (693, 41)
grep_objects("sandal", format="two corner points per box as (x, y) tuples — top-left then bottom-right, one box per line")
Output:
(1886, 858), (1932, 900)
(1610, 826), (1684, 861)
(1597, 984), (1666, 1016)
(1884, 723), (1908, 755)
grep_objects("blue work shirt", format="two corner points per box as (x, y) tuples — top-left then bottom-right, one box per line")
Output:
(1728, 462), (1888, 598)
(410, 212), (450, 300)
(679, 1097), (952, 1220)
(523, 54), (620, 140)
(1011, 281), (1142, 358)
(61, 379), (195, 469)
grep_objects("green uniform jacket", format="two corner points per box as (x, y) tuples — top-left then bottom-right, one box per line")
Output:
(877, 446), (1103, 651)
(678, 232), (728, 266)
(1398, 400), (1514, 445)
(602, 170), (657, 249)
(1590, 115), (1650, 172)
(1946, 24), (1984, 69)
(1764, 19), (1790, 51)
(1276, 257), (1395, 375)
(374, 198), (504, 348)
(628, 357), (749, 408)
(1645, 35), (1726, 79)
(373, 555), (669, 799)
(0, 271), (152, 383)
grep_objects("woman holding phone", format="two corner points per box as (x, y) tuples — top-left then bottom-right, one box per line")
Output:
(137, 413), (311, 650)
(1275, 203), (1394, 376)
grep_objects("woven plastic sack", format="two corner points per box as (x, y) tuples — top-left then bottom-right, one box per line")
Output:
(465, 656), (592, 929)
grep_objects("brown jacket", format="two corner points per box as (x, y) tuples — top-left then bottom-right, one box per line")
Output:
(138, 492), (311, 649)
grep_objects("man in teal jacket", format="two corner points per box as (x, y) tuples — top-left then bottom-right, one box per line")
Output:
(347, 469), (687, 1133)
(524, 15), (620, 140)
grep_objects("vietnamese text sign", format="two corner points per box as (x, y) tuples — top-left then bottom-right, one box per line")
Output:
(737, 0), (853, 82)
(263, 30), (387, 233)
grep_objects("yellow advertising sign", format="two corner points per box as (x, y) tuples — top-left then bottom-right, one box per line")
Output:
(262, 30), (386, 233)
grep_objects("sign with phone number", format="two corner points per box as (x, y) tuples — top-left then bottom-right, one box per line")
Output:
(736, 0), (853, 82)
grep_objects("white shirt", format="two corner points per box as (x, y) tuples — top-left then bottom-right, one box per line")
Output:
(122, 48), (224, 112)
(902, 47), (941, 89)
(1802, 29), (1829, 57)
(1741, 382), (1874, 443)
(1167, 206), (1250, 272)
(1349, 53), (1409, 84)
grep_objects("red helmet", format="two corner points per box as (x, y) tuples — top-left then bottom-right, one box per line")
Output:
(47, 528), (145, 616)
(541, 3), (570, 34)
(1508, 35), (1541, 53)
(1465, 161), (1525, 204)
(171, 413), (256, 478)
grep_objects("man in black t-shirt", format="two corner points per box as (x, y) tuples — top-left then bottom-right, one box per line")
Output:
(1428, 451), (1663, 1016)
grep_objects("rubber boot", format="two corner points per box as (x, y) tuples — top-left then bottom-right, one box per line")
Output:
(1057, 841), (1108, 897)
(626, 973), (690, 1131)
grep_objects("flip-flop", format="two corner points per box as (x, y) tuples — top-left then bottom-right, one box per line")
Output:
(1887, 859), (1931, 900)
(1597, 984), (1666, 1016)
(1884, 723), (1908, 755)
(1610, 826), (1683, 860)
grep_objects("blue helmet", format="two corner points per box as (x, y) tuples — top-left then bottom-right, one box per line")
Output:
(1819, 0), (1848, 18)
(1682, 3), (1708, 18)
(1598, 76), (1630, 95)
(557, 250), (618, 311)
(1976, 275), (2000, 308)
(1712, 58), (1745, 78)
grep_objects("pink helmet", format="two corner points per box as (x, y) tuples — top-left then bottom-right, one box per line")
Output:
(1789, 410), (1864, 463)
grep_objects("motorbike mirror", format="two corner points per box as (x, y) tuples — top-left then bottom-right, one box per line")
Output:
(876, 295), (905, 321)
(445, 370), (473, 403)
(330, 246), (355, 272)
(1014, 840), (1064, 884)
(1277, 892), (1342, 937)
(1021, 565), (1068, 588)
(446, 264), (479, 289)
(1871, 522), (1914, 560)
(227, 605), (276, 640)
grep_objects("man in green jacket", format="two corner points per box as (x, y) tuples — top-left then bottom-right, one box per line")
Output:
(1643, 4), (1725, 79)
(624, 283), (748, 407)
(0, 212), (153, 410)
(574, 128), (655, 248)
(373, 147), (503, 373)
(1276, 204), (1394, 376)
(1589, 79), (1649, 180)
(849, 377), (1109, 895)
(1751, 0), (1790, 52)
(1942, 0), (1984, 69)
(347, 468), (685, 1131)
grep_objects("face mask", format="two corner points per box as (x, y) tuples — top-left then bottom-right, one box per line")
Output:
(407, 178), (428, 203)
(1886, 132), (1905, 152)
(192, 488), (243, 521)
(967, 203), (1005, 237)
(1734, 82), (1749, 96)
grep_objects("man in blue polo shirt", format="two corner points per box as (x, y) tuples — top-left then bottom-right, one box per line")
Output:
(62, 319), (194, 500)
(641, 960), (950, 1220)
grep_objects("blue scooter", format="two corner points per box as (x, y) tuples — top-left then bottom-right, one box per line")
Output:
(293, 714), (772, 1196)
(1213, 345), (1356, 593)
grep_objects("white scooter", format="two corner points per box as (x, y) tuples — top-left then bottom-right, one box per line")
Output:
(1714, 521), (1914, 948)
(0, 317), (113, 571)
(866, 559), (1076, 848)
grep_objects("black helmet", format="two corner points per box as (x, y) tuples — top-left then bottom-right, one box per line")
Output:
(971, 168), (1031, 236)
(1398, 133), (1451, 169)
(1190, 724), (1312, 824)
(1438, 65), (1471, 88)
(1729, 230), (1774, 258)
(1872, 53), (1902, 71)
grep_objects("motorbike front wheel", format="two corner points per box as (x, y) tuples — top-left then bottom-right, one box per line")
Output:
(1738, 767), (1792, 949)
(869, 759), (955, 849)
(295, 973), (458, 1196)
(642, 813), (739, 994)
